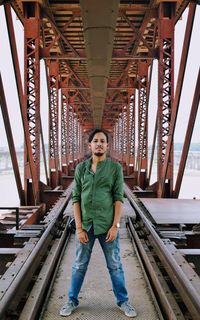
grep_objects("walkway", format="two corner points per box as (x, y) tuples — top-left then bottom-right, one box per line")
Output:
(42, 201), (159, 319)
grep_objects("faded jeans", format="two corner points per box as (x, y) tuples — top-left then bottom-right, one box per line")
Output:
(68, 226), (128, 306)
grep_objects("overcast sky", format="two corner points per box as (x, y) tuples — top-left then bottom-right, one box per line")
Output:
(0, 5), (199, 150)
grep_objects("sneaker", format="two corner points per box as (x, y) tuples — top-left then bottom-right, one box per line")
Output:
(119, 301), (137, 318)
(59, 301), (78, 316)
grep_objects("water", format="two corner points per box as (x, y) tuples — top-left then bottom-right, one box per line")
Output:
(0, 169), (200, 206)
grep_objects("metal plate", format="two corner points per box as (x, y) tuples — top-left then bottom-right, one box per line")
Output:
(140, 198), (200, 224)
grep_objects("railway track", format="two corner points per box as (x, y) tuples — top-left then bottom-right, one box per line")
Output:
(0, 184), (200, 319)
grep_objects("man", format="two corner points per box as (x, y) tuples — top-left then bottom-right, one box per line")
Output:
(60, 128), (137, 318)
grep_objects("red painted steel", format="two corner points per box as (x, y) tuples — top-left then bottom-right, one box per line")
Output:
(0, 0), (198, 201)
(4, 3), (41, 204)
(48, 60), (60, 188)
(157, 2), (175, 197)
(23, 2), (41, 204)
(160, 2), (197, 197)
(137, 61), (149, 186)
(126, 90), (135, 174)
(129, 92), (136, 171)
(61, 88), (69, 175)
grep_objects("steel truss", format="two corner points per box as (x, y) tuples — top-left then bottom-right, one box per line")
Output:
(48, 60), (60, 188)
(24, 2), (41, 204)
(127, 91), (135, 174)
(61, 88), (69, 175)
(157, 2), (175, 197)
(160, 2), (198, 197)
(137, 62), (149, 187)
(0, 0), (199, 204)
(112, 90), (136, 175)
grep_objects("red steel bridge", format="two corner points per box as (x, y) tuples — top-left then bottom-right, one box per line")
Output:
(0, 1), (200, 319)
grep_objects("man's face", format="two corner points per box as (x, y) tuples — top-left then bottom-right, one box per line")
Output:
(89, 132), (108, 157)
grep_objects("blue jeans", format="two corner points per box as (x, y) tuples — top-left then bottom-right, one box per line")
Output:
(68, 226), (128, 306)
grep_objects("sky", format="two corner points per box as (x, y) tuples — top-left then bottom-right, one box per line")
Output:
(0, 5), (199, 150)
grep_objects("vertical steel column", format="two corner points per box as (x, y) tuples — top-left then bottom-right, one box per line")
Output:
(118, 114), (123, 162)
(68, 106), (74, 172)
(160, 2), (197, 196)
(77, 120), (81, 160)
(157, 2), (175, 197)
(137, 61), (149, 187)
(127, 90), (135, 175)
(115, 118), (119, 159)
(122, 106), (127, 169)
(113, 122), (117, 160)
(112, 124), (116, 159)
(80, 125), (84, 159)
(116, 121), (120, 160)
(74, 112), (78, 162)
(48, 60), (60, 188)
(23, 2), (40, 204)
(61, 88), (69, 175)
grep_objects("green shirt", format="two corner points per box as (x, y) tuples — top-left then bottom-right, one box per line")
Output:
(72, 157), (124, 235)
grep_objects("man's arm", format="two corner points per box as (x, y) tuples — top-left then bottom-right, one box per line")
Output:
(112, 200), (122, 227)
(73, 202), (88, 244)
(106, 163), (124, 242)
(106, 200), (122, 242)
(72, 164), (88, 244)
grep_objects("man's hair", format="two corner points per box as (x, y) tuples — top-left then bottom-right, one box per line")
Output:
(88, 128), (109, 143)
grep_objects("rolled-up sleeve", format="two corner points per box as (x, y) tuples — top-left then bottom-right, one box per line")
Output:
(72, 164), (82, 204)
(113, 163), (124, 203)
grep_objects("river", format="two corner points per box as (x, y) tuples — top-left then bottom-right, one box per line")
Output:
(0, 169), (200, 206)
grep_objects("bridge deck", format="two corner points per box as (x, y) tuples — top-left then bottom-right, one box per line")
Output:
(42, 203), (159, 320)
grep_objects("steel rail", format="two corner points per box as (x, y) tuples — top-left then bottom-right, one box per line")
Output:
(19, 217), (72, 320)
(124, 184), (200, 319)
(38, 218), (74, 320)
(127, 217), (182, 320)
(0, 185), (72, 319)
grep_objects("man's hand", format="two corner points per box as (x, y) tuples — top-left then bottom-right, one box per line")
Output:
(105, 226), (118, 242)
(77, 229), (89, 244)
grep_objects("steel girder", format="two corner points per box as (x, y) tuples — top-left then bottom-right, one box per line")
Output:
(0, 0), (198, 202)
(157, 2), (175, 197)
(127, 91), (136, 174)
(122, 106), (127, 164)
(112, 121), (118, 160)
(160, 2), (197, 197)
(73, 111), (78, 161)
(48, 60), (60, 188)
(68, 105), (74, 165)
(4, 3), (49, 204)
(23, 1), (41, 204)
(61, 88), (69, 175)
(111, 90), (136, 174)
(137, 61), (149, 186)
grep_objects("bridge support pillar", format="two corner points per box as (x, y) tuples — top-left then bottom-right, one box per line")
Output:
(137, 61), (149, 189)
(48, 60), (60, 188)
(126, 90), (136, 176)
(157, 1), (175, 197)
(61, 88), (69, 176)
(23, 1), (41, 205)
